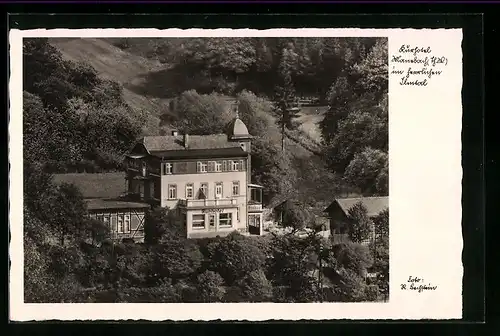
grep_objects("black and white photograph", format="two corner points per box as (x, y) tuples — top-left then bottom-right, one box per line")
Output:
(10, 27), (464, 321)
(22, 35), (389, 304)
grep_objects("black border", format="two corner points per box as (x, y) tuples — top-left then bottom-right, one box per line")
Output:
(5, 7), (486, 331)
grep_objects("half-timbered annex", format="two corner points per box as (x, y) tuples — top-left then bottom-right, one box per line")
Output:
(52, 172), (150, 243)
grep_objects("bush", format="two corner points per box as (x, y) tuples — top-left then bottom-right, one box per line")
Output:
(235, 269), (273, 302)
(207, 233), (266, 285)
(170, 90), (232, 135)
(196, 271), (226, 302)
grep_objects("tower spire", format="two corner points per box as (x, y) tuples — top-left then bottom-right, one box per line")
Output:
(234, 100), (240, 119)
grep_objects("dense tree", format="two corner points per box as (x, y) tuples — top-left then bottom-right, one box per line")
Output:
(196, 271), (226, 302)
(169, 90), (232, 135)
(119, 279), (181, 303)
(370, 235), (389, 299)
(319, 38), (388, 194)
(250, 135), (297, 204)
(344, 147), (389, 196)
(280, 200), (315, 232)
(23, 38), (68, 95)
(207, 232), (266, 285)
(373, 208), (389, 238)
(346, 202), (373, 244)
(236, 90), (275, 137)
(150, 237), (203, 283)
(144, 207), (185, 244)
(322, 96), (388, 174)
(24, 235), (52, 302)
(332, 242), (374, 278)
(235, 269), (273, 302)
(273, 47), (301, 151)
(23, 39), (143, 173)
(43, 183), (88, 245)
(376, 159), (389, 196)
(267, 234), (318, 302)
(370, 208), (389, 298)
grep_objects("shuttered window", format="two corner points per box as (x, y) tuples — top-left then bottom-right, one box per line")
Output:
(215, 161), (222, 172)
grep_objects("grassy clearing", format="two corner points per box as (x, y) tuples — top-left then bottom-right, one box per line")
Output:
(296, 106), (328, 143)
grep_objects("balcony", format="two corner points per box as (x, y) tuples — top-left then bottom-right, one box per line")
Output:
(248, 184), (263, 213)
(179, 198), (238, 209)
(247, 203), (263, 212)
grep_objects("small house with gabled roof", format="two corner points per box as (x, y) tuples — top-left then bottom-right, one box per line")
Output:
(324, 196), (388, 244)
(52, 172), (150, 243)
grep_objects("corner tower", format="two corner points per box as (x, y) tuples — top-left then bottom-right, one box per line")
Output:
(226, 102), (253, 183)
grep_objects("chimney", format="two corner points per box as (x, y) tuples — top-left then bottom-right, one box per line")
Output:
(183, 133), (189, 148)
(171, 130), (178, 136)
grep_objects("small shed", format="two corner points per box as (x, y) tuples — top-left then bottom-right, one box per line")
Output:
(324, 196), (388, 244)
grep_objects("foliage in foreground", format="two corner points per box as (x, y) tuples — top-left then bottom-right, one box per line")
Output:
(24, 171), (389, 303)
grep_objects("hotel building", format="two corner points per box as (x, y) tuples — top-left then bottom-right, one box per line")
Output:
(124, 112), (264, 239)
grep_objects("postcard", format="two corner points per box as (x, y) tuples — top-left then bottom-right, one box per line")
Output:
(9, 27), (463, 320)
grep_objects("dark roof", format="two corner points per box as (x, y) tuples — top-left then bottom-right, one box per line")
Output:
(226, 117), (252, 140)
(266, 191), (299, 209)
(52, 173), (127, 199)
(150, 147), (247, 159)
(85, 199), (150, 211)
(142, 134), (241, 152)
(324, 196), (388, 217)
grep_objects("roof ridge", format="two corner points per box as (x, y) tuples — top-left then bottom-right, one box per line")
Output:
(144, 133), (227, 138)
(338, 196), (388, 200)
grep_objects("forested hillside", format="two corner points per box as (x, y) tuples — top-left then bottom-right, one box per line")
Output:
(24, 37), (387, 203)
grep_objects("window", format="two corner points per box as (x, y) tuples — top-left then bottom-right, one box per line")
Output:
(129, 159), (139, 169)
(186, 183), (194, 199)
(196, 161), (208, 173)
(162, 162), (172, 175)
(103, 214), (110, 228)
(118, 214), (125, 233)
(250, 188), (262, 203)
(230, 160), (239, 171)
(215, 161), (222, 172)
(222, 160), (227, 171)
(239, 160), (244, 171)
(197, 161), (208, 173)
(124, 214), (130, 233)
(168, 184), (177, 199)
(215, 182), (223, 199)
(232, 181), (240, 196)
(249, 214), (261, 228)
(209, 214), (215, 228)
(199, 183), (208, 199)
(219, 213), (233, 227)
(208, 161), (216, 172)
(192, 214), (205, 229)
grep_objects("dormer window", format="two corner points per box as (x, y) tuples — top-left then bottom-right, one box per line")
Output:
(230, 160), (239, 171)
(162, 162), (172, 175)
(197, 161), (207, 173)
